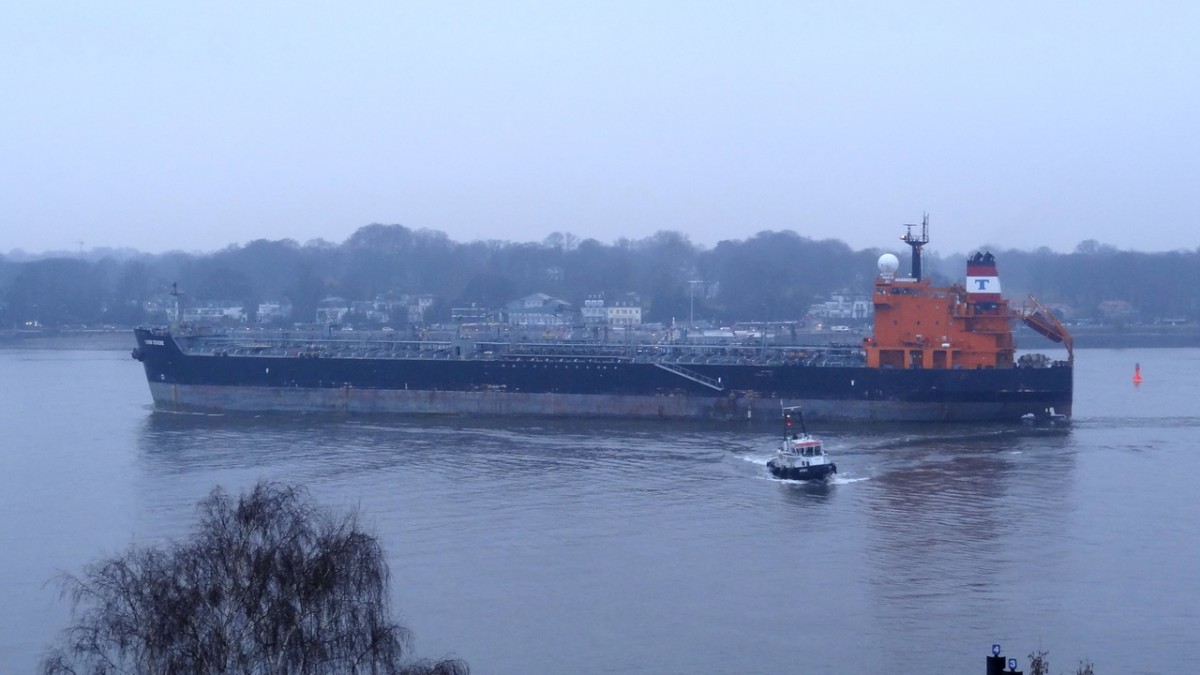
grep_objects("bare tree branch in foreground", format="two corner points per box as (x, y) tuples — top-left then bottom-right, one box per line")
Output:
(42, 481), (468, 675)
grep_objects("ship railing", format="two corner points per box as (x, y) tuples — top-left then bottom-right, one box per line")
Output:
(178, 334), (455, 359)
(173, 333), (869, 366)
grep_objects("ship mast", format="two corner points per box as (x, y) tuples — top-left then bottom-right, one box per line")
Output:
(170, 282), (185, 329)
(902, 214), (930, 281)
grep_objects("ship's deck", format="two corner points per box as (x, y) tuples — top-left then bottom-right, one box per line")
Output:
(167, 330), (870, 368)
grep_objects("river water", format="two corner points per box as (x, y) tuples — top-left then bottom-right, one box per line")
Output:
(1, 347), (1197, 674)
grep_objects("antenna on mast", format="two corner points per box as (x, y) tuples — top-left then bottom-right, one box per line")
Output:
(901, 213), (930, 280)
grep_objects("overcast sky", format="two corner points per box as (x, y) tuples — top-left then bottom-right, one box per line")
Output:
(2, 1), (1197, 257)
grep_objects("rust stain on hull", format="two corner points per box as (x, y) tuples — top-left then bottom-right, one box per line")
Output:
(146, 383), (1057, 422)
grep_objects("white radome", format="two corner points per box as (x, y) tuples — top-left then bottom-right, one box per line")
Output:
(878, 253), (900, 276)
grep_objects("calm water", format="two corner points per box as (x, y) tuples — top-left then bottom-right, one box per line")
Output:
(1, 347), (1197, 674)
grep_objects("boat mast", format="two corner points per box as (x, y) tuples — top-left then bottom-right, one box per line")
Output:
(902, 214), (930, 281)
(170, 283), (185, 329)
(783, 406), (808, 439)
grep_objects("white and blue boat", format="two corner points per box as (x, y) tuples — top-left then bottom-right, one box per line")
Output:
(767, 406), (837, 481)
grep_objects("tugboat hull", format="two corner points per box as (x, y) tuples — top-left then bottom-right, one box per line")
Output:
(767, 460), (838, 482)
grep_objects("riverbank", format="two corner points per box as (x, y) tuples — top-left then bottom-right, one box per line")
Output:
(3, 324), (1198, 351)
(0, 329), (135, 351)
(1015, 324), (1200, 349)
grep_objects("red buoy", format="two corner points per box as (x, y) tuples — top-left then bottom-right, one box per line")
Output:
(1133, 363), (1143, 385)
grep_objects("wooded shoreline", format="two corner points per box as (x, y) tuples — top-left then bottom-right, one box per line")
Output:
(4, 325), (1198, 352)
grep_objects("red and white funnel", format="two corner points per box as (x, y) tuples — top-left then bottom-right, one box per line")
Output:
(966, 251), (1002, 301)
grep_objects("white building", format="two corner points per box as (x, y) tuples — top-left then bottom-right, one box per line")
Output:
(581, 292), (643, 326)
(506, 293), (576, 327)
(605, 294), (643, 326)
(316, 297), (350, 324)
(582, 294), (606, 325)
(257, 300), (293, 323)
(808, 293), (871, 320)
(406, 294), (435, 324)
(182, 301), (246, 324)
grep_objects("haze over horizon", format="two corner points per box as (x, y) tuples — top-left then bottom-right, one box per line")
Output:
(3, 2), (1197, 257)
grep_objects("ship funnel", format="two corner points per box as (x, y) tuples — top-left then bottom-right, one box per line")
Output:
(966, 251), (1002, 298)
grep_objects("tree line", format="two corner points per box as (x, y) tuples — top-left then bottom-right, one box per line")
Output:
(2, 224), (1197, 329)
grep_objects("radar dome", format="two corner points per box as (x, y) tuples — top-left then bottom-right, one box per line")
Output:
(878, 253), (900, 276)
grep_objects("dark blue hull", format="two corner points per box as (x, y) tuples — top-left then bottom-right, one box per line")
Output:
(767, 461), (838, 481)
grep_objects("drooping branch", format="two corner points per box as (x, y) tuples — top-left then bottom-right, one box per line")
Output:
(43, 481), (466, 675)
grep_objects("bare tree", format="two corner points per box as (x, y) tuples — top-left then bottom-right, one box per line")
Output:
(1029, 648), (1049, 675)
(42, 482), (468, 675)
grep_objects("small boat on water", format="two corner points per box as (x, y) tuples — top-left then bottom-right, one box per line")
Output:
(767, 406), (837, 481)
(1021, 406), (1070, 427)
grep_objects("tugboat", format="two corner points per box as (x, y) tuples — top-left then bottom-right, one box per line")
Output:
(767, 406), (837, 481)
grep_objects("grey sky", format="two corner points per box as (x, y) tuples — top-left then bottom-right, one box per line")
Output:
(3, 1), (1197, 256)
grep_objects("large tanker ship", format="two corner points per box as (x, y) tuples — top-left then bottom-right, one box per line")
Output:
(132, 221), (1073, 423)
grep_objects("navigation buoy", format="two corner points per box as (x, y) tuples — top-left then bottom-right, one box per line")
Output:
(1133, 363), (1143, 385)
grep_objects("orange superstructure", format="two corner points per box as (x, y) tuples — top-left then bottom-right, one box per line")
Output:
(864, 217), (1072, 370)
